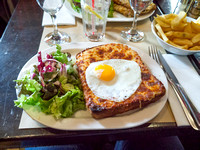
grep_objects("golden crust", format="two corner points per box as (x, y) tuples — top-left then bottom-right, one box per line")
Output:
(113, 2), (156, 17)
(113, 0), (131, 9)
(114, 3), (133, 17)
(76, 43), (166, 119)
(140, 3), (157, 15)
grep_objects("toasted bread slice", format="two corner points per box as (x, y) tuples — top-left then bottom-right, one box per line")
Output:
(76, 43), (166, 119)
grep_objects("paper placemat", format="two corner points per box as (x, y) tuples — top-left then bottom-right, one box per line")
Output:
(19, 18), (178, 129)
(19, 111), (45, 129)
(163, 54), (200, 126)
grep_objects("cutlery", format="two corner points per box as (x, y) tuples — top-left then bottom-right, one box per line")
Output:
(188, 54), (200, 75)
(148, 46), (200, 130)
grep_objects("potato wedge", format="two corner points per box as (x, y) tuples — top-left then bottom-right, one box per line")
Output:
(162, 27), (173, 32)
(162, 27), (172, 32)
(192, 33), (200, 43)
(191, 21), (200, 33)
(172, 32), (195, 39)
(155, 15), (171, 24)
(189, 46), (200, 50)
(193, 41), (200, 46)
(182, 18), (187, 23)
(184, 22), (193, 33)
(155, 18), (171, 27)
(164, 14), (177, 20)
(173, 38), (193, 47)
(172, 23), (187, 31)
(155, 24), (169, 42)
(171, 11), (186, 29)
(165, 31), (173, 37)
(157, 31), (161, 37)
(167, 40), (188, 49)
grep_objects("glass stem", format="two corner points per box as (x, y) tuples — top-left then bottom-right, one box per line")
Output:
(131, 10), (138, 32)
(50, 14), (58, 36)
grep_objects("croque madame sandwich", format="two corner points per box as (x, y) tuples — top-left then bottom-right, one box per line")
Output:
(76, 43), (166, 119)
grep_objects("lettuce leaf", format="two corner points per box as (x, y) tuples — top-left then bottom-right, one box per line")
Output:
(51, 45), (69, 64)
(14, 91), (42, 108)
(15, 74), (42, 95)
(68, 0), (81, 13)
(108, 0), (114, 18)
(46, 87), (85, 119)
(14, 45), (85, 119)
(15, 79), (85, 119)
(14, 74), (43, 108)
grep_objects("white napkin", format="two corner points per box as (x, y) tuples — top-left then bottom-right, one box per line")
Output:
(19, 111), (45, 129)
(163, 54), (200, 126)
(42, 5), (75, 26)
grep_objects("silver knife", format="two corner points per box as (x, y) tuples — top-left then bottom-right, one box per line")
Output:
(188, 54), (200, 75)
(157, 51), (200, 130)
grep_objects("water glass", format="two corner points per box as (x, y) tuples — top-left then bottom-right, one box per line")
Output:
(121, 0), (152, 42)
(36, 0), (71, 46)
(81, 0), (110, 42)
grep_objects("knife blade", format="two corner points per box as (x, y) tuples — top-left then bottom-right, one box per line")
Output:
(157, 50), (200, 130)
(188, 54), (200, 75)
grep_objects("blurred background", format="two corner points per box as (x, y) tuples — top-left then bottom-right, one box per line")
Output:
(0, 0), (18, 39)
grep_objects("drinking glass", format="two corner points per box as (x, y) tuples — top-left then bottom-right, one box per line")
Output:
(36, 0), (71, 46)
(81, 0), (111, 41)
(121, 0), (152, 42)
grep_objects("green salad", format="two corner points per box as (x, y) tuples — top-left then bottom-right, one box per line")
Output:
(68, 0), (114, 17)
(14, 45), (85, 119)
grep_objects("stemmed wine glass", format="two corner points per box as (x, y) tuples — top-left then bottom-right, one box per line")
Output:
(36, 0), (71, 46)
(121, 0), (152, 42)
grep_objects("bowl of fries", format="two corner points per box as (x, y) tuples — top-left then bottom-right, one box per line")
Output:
(151, 11), (200, 55)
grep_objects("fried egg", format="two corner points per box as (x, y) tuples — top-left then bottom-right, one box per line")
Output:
(85, 59), (142, 102)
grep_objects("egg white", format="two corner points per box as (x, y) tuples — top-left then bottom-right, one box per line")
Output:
(85, 59), (142, 102)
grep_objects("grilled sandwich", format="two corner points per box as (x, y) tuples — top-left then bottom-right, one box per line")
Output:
(76, 43), (166, 119)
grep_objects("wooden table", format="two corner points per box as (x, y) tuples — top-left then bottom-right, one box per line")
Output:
(0, 0), (199, 148)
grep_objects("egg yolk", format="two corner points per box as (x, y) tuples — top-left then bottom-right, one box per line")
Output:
(95, 64), (115, 81)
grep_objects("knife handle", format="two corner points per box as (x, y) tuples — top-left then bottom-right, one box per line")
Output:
(169, 78), (200, 130)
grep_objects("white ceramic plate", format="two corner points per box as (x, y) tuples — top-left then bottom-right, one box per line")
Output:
(17, 42), (168, 130)
(65, 1), (155, 22)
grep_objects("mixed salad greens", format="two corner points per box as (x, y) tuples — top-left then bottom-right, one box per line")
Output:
(14, 45), (85, 119)
(68, 0), (114, 18)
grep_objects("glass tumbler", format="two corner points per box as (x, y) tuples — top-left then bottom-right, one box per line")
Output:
(81, 0), (111, 42)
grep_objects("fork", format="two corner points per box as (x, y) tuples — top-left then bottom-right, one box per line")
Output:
(148, 46), (200, 130)
(148, 46), (162, 68)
